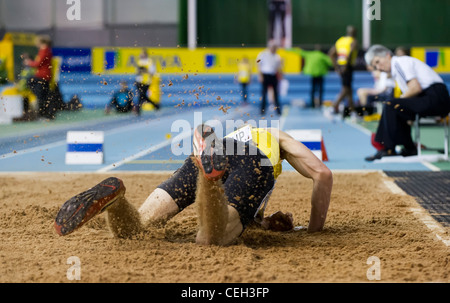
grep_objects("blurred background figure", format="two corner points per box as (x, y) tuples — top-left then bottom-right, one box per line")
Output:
(237, 56), (252, 104)
(131, 48), (159, 115)
(268, 0), (289, 48)
(355, 65), (395, 117)
(257, 41), (283, 115)
(105, 80), (134, 114)
(291, 44), (333, 108)
(0, 54), (7, 84)
(328, 25), (359, 116)
(395, 46), (408, 56)
(23, 35), (54, 119)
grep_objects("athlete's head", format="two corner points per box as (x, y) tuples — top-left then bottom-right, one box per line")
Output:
(346, 25), (356, 37)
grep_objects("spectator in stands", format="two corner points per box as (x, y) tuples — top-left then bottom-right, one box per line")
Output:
(355, 65), (395, 115)
(105, 81), (134, 114)
(23, 35), (54, 119)
(257, 41), (283, 115)
(237, 56), (252, 104)
(131, 48), (160, 115)
(290, 45), (333, 108)
(364, 44), (450, 161)
(328, 25), (359, 116)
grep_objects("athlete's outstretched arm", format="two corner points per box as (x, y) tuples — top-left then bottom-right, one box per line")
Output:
(269, 129), (333, 232)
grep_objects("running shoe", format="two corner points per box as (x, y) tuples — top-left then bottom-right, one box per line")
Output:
(193, 124), (227, 181)
(54, 177), (126, 236)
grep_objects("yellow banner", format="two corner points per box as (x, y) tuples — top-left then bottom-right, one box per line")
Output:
(92, 47), (301, 74)
(3, 32), (37, 46)
(411, 47), (450, 73)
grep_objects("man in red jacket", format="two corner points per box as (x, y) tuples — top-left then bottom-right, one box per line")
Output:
(24, 35), (54, 119)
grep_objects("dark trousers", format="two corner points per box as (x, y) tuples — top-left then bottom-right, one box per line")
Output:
(261, 74), (281, 115)
(241, 83), (248, 103)
(311, 76), (324, 107)
(375, 83), (450, 150)
(27, 77), (51, 119)
(135, 82), (160, 114)
(268, 0), (286, 40)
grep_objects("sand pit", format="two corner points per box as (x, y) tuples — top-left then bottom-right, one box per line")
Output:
(0, 171), (448, 283)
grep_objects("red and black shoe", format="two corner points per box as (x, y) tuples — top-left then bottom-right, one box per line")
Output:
(54, 177), (126, 236)
(193, 124), (227, 181)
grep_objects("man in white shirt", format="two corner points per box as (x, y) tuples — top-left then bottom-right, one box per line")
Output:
(364, 44), (450, 161)
(257, 42), (283, 115)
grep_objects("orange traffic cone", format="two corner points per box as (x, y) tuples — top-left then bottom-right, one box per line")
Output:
(321, 138), (328, 161)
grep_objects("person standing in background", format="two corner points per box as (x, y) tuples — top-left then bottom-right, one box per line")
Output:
(328, 25), (359, 116)
(257, 42), (283, 115)
(237, 56), (252, 104)
(132, 48), (160, 115)
(290, 45), (333, 108)
(23, 35), (53, 119)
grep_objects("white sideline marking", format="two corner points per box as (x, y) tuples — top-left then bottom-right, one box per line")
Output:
(383, 180), (406, 196)
(409, 208), (450, 247)
(280, 105), (289, 130)
(96, 133), (190, 172)
(345, 119), (443, 171)
(0, 141), (66, 160)
(98, 109), (245, 172)
(421, 161), (441, 171)
(380, 171), (450, 247)
(344, 119), (372, 136)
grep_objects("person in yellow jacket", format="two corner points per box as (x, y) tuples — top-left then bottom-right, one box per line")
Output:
(237, 56), (252, 103)
(328, 25), (359, 116)
(54, 124), (333, 246)
(131, 48), (160, 115)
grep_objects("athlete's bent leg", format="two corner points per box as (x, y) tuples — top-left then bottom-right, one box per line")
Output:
(107, 188), (180, 238)
(195, 174), (243, 246)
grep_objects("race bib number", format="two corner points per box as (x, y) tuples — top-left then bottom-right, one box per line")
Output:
(229, 125), (252, 143)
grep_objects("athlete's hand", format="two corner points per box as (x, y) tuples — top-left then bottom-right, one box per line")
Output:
(261, 211), (294, 232)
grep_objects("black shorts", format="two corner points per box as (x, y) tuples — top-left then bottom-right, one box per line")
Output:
(157, 138), (276, 228)
(338, 65), (353, 88)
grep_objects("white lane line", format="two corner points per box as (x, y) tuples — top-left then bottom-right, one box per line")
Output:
(344, 119), (373, 136)
(97, 109), (245, 172)
(96, 131), (191, 172)
(0, 140), (67, 160)
(345, 119), (444, 171)
(421, 161), (441, 171)
(0, 109), (205, 160)
(280, 105), (289, 130)
(380, 171), (450, 247)
(382, 179), (406, 196)
(409, 207), (450, 247)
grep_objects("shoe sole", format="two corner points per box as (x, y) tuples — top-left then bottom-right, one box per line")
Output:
(54, 177), (126, 236)
(193, 125), (227, 181)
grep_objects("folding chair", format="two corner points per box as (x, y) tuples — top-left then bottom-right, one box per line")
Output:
(414, 113), (449, 160)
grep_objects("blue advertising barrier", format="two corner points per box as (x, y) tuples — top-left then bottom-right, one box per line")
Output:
(52, 48), (91, 73)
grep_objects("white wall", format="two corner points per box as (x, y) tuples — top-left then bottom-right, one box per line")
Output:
(0, 0), (178, 30)
(0, 0), (53, 30)
(112, 0), (178, 24)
